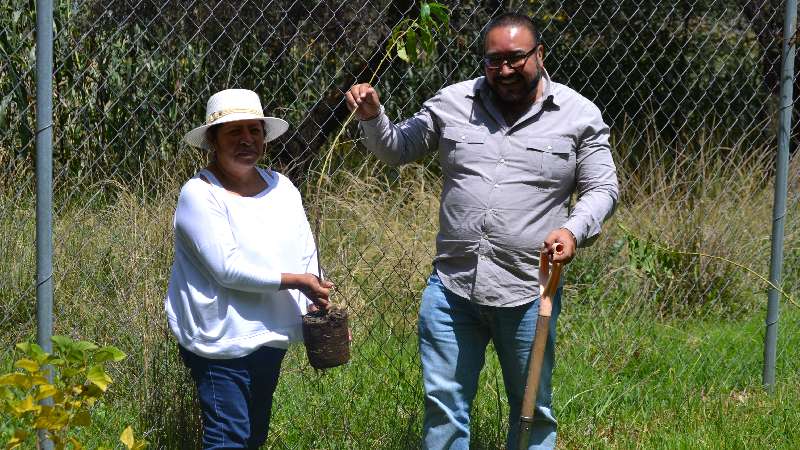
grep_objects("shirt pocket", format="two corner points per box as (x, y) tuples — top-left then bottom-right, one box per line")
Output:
(525, 138), (575, 188)
(440, 126), (488, 168)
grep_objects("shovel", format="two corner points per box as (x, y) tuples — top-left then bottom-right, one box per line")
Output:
(516, 243), (564, 450)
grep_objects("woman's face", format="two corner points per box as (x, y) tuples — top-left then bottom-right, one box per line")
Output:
(209, 119), (266, 172)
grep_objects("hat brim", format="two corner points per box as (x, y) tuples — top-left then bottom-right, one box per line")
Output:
(183, 114), (289, 149)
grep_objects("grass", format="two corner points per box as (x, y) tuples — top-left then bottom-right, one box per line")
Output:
(259, 305), (800, 449)
(1, 138), (799, 448)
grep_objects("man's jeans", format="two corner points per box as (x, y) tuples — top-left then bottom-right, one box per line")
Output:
(180, 345), (286, 450)
(419, 273), (560, 450)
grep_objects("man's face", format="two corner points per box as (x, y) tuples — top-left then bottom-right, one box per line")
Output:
(210, 119), (266, 170)
(483, 25), (543, 106)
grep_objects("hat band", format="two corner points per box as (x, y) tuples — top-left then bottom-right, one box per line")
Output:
(205, 108), (264, 125)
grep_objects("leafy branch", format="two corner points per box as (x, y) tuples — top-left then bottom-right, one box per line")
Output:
(0, 336), (147, 450)
(316, 1), (450, 191)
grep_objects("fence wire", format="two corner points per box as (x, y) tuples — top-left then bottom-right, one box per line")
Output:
(1, 0), (799, 448)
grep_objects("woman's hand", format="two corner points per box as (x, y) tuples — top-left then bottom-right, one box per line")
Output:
(281, 273), (333, 310)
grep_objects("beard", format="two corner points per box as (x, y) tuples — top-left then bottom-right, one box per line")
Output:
(488, 65), (542, 107)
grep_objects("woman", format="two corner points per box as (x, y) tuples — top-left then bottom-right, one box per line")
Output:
(165, 88), (332, 449)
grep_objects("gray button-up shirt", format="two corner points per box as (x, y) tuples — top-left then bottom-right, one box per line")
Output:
(359, 72), (618, 307)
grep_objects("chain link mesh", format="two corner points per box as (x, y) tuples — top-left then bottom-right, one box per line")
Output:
(1, 0), (798, 447)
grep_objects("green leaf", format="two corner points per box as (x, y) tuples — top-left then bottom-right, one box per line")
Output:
(73, 341), (98, 352)
(15, 342), (30, 353)
(64, 347), (87, 365)
(30, 374), (49, 386)
(387, 19), (408, 55)
(45, 357), (66, 367)
(395, 39), (410, 62)
(62, 367), (83, 379)
(0, 385), (13, 400)
(0, 373), (32, 389)
(120, 425), (135, 449)
(35, 406), (69, 431)
(35, 384), (58, 401)
(12, 395), (39, 414)
(406, 29), (419, 63)
(94, 346), (126, 363)
(418, 26), (433, 54)
(14, 358), (40, 373)
(71, 410), (92, 427)
(14, 342), (44, 356)
(50, 335), (74, 353)
(6, 429), (29, 449)
(86, 365), (112, 392)
(419, 2), (431, 24)
(428, 3), (450, 26)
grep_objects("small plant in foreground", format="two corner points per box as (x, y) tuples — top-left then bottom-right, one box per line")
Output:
(0, 335), (146, 449)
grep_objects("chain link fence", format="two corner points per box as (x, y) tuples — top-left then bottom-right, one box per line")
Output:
(1, 0), (799, 447)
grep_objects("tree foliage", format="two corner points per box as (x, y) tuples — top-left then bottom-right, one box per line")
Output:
(0, 0), (793, 189)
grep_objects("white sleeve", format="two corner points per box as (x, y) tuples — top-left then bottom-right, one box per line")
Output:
(174, 181), (282, 293)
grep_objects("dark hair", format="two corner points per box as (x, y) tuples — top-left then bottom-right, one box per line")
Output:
(482, 13), (542, 49)
(206, 124), (222, 144)
(205, 120), (267, 145)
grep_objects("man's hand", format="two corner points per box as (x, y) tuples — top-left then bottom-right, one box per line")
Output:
(281, 273), (333, 310)
(345, 83), (382, 121)
(543, 228), (577, 264)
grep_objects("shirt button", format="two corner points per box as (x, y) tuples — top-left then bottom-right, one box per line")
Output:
(461, 135), (467, 140)
(547, 145), (553, 150)
(494, 183), (500, 188)
(499, 158), (506, 164)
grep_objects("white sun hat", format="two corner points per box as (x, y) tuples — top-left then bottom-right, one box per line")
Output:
(183, 88), (289, 149)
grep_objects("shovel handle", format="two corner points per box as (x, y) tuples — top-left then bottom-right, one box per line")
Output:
(537, 243), (564, 317)
(518, 243), (564, 449)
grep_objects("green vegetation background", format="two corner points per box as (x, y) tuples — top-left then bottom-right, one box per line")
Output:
(1, 0), (799, 448)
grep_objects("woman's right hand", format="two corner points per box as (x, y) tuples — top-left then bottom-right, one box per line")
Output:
(280, 273), (333, 310)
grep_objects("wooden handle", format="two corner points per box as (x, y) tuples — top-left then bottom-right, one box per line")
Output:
(537, 243), (564, 317)
(519, 242), (565, 448)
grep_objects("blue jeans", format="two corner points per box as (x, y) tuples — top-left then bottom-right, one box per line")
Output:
(180, 345), (286, 450)
(419, 273), (560, 450)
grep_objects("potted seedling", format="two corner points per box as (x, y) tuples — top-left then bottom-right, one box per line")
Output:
(302, 1), (449, 370)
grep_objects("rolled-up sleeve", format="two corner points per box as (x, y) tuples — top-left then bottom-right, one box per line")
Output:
(358, 101), (440, 166)
(562, 101), (619, 247)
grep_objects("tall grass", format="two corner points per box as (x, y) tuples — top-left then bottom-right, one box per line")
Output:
(1, 134), (799, 448)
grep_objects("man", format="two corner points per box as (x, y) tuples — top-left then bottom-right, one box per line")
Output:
(345, 13), (618, 449)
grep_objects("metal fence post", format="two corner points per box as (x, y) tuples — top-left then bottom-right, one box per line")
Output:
(35, 0), (54, 447)
(763, 0), (797, 392)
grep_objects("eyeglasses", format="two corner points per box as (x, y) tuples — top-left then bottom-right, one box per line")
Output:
(483, 47), (538, 70)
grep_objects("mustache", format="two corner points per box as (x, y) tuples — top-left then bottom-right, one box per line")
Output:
(496, 74), (524, 82)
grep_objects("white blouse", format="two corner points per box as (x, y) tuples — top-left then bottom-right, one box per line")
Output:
(165, 167), (316, 359)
